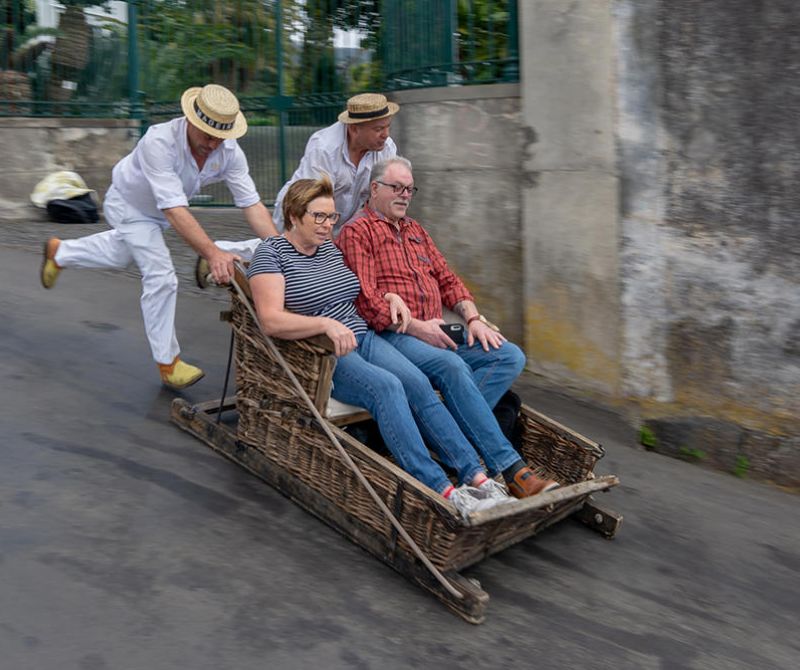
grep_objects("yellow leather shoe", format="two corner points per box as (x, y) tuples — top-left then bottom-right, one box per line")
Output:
(40, 237), (62, 289)
(158, 357), (205, 390)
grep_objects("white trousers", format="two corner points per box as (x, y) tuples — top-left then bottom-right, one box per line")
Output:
(54, 188), (180, 365)
(214, 237), (261, 261)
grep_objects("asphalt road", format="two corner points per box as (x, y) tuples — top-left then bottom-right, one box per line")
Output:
(1, 242), (798, 670)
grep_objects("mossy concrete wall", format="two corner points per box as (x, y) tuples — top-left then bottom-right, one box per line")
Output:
(615, 0), (800, 484)
(519, 0), (622, 397)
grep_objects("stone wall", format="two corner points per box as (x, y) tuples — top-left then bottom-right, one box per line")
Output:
(0, 118), (138, 221)
(615, 0), (800, 484)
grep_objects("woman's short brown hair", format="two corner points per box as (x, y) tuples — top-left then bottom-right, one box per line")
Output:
(282, 175), (334, 230)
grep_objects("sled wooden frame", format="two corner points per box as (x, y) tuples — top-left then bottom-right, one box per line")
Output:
(170, 268), (622, 624)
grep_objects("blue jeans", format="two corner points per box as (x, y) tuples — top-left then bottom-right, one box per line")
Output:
(331, 331), (486, 492)
(379, 332), (526, 476)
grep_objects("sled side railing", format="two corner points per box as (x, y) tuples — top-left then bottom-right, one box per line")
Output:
(227, 267), (619, 566)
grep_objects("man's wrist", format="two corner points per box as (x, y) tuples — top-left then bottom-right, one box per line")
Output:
(467, 314), (501, 332)
(405, 318), (423, 336)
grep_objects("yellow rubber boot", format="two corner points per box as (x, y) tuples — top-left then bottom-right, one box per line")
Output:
(40, 238), (62, 289)
(158, 356), (205, 390)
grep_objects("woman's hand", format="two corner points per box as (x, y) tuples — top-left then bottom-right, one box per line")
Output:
(323, 318), (358, 357)
(384, 292), (411, 333)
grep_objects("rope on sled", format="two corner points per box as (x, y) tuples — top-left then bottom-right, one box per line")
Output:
(231, 262), (462, 600)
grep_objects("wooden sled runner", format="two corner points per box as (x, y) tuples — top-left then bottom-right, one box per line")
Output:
(171, 268), (622, 624)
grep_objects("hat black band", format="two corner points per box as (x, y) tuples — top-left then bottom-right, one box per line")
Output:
(347, 105), (389, 120)
(194, 100), (235, 131)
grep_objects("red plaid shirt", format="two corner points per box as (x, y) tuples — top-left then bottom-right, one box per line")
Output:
(336, 204), (473, 332)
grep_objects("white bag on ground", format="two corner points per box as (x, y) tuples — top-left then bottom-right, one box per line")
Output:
(30, 171), (95, 208)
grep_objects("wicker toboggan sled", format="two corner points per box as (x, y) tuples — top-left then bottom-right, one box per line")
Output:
(171, 266), (622, 623)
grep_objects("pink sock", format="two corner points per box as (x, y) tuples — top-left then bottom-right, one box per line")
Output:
(472, 473), (489, 487)
(442, 485), (455, 499)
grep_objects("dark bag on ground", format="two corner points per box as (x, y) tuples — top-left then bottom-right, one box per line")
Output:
(46, 193), (99, 224)
(493, 389), (523, 449)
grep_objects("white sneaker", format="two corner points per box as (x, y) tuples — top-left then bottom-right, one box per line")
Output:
(448, 485), (514, 520)
(476, 477), (511, 500)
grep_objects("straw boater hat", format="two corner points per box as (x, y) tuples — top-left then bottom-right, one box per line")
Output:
(338, 93), (399, 124)
(181, 84), (248, 139)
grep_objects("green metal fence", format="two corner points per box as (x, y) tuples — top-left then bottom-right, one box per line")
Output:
(383, 0), (519, 88)
(1, 0), (519, 204)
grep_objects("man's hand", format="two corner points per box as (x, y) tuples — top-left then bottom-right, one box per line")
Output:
(467, 319), (507, 351)
(407, 318), (458, 350)
(206, 248), (241, 285)
(164, 206), (241, 284)
(384, 292), (411, 333)
(322, 318), (358, 357)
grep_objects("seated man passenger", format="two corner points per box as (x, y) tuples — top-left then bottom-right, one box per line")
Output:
(337, 157), (558, 498)
(247, 177), (540, 517)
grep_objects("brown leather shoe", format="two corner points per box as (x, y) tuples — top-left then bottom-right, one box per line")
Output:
(507, 466), (560, 498)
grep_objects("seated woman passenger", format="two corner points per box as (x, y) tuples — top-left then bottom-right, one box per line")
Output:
(248, 177), (525, 518)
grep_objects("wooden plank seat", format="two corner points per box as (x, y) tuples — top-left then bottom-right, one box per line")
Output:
(171, 266), (622, 623)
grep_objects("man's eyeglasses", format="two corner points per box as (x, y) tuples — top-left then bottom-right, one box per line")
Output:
(376, 181), (418, 196)
(306, 210), (341, 225)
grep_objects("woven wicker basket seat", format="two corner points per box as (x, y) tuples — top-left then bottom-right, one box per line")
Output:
(170, 270), (621, 623)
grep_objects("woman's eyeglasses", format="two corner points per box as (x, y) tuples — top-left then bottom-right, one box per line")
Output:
(376, 181), (418, 196)
(306, 210), (341, 225)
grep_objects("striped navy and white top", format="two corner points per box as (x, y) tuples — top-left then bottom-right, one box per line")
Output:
(247, 236), (368, 336)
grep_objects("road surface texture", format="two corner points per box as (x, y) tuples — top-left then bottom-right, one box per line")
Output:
(1, 219), (797, 669)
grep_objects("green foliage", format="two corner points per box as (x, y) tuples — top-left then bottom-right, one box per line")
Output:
(247, 115), (277, 127)
(455, 0), (512, 82)
(296, 1), (339, 94)
(639, 426), (657, 450)
(78, 18), (127, 103)
(1, 0), (37, 66)
(138, 0), (277, 100)
(327, 0), (382, 33)
(4, 0), (518, 113)
(134, 0), (387, 101)
(678, 446), (706, 462)
(733, 455), (750, 478)
(348, 60), (383, 93)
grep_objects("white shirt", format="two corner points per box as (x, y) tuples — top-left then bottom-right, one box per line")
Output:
(272, 121), (397, 236)
(109, 117), (261, 225)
